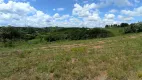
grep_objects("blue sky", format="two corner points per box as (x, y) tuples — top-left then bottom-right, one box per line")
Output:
(0, 0), (142, 27)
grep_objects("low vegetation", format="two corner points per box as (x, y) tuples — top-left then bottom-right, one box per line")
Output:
(0, 26), (115, 47)
(105, 22), (142, 34)
(0, 32), (142, 80)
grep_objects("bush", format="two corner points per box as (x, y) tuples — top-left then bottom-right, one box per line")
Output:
(124, 22), (142, 34)
(87, 28), (114, 38)
(0, 26), (21, 42)
(67, 29), (88, 40)
(28, 39), (42, 44)
(22, 34), (36, 41)
(0, 26), (115, 43)
(45, 33), (67, 42)
(44, 28), (114, 42)
(3, 39), (14, 47)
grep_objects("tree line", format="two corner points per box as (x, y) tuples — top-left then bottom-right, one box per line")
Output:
(0, 26), (114, 47)
(0, 22), (142, 47)
(105, 22), (142, 34)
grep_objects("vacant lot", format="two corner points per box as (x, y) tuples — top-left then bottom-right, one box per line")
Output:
(0, 33), (142, 80)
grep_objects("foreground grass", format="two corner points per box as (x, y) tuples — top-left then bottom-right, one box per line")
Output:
(0, 33), (142, 80)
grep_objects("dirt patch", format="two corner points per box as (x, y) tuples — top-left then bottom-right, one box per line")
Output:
(95, 71), (108, 80)
(12, 50), (22, 54)
(93, 45), (103, 49)
(39, 43), (103, 51)
(48, 73), (54, 80)
(130, 36), (136, 39)
(63, 44), (87, 47)
(98, 41), (105, 44)
(39, 44), (88, 51)
(40, 46), (59, 50)
(62, 44), (88, 51)
(33, 48), (38, 50)
(71, 58), (78, 64)
(41, 47), (47, 49)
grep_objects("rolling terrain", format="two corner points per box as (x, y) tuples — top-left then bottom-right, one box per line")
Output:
(0, 33), (142, 80)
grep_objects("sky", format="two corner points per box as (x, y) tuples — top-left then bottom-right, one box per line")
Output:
(0, 0), (142, 27)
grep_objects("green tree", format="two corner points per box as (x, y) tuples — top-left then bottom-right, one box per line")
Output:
(0, 26), (21, 47)
(120, 23), (129, 27)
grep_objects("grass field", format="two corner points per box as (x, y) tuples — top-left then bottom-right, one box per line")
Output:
(0, 33), (142, 80)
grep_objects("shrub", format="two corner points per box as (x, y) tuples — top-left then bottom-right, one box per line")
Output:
(124, 22), (142, 34)
(45, 33), (67, 42)
(87, 28), (114, 38)
(3, 39), (14, 47)
(67, 29), (88, 40)
(44, 28), (114, 42)
(22, 34), (36, 41)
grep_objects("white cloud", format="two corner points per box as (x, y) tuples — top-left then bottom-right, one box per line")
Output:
(53, 13), (70, 21)
(83, 1), (88, 4)
(9, 0), (36, 2)
(20, 11), (52, 27)
(72, 3), (98, 17)
(53, 8), (65, 11)
(53, 8), (56, 11)
(102, 13), (119, 26)
(57, 8), (64, 11)
(27, 11), (53, 27)
(109, 9), (118, 13)
(104, 14), (115, 19)
(103, 19), (120, 26)
(86, 13), (101, 21)
(118, 15), (134, 21)
(61, 15), (70, 19)
(134, 0), (140, 3)
(0, 1), (36, 15)
(0, 1), (52, 27)
(0, 0), (3, 3)
(70, 17), (81, 23)
(72, 3), (122, 27)
(73, 3), (89, 17)
(73, 0), (133, 9)
(121, 6), (142, 16)
(53, 13), (60, 18)
(51, 17), (82, 27)
(72, 3), (107, 27)
(113, 0), (133, 7)
(98, 0), (133, 8)
(0, 0), (139, 27)
(0, 1), (70, 27)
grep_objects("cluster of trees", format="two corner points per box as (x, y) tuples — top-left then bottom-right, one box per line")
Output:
(45, 28), (114, 42)
(0, 26), (56, 46)
(0, 26), (65, 42)
(0, 27), (21, 47)
(0, 26), (114, 47)
(105, 23), (129, 28)
(0, 26), (39, 42)
(105, 22), (142, 34)
(124, 22), (142, 33)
